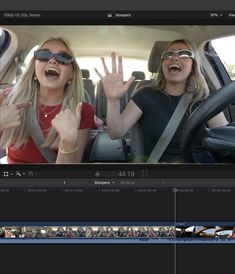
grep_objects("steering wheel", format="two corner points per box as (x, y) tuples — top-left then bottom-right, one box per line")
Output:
(180, 81), (235, 162)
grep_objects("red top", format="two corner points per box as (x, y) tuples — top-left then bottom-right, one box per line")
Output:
(7, 102), (95, 163)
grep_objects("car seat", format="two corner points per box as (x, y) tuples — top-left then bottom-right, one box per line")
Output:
(130, 41), (169, 162)
(81, 69), (96, 107)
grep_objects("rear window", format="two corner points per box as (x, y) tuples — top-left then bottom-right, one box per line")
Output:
(76, 56), (150, 83)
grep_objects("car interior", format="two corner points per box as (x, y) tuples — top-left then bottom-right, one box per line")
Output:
(1, 25), (235, 163)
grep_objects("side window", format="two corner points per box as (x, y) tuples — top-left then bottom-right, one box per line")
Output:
(211, 36), (235, 81)
(20, 45), (39, 74)
(0, 28), (11, 58)
(10, 45), (38, 85)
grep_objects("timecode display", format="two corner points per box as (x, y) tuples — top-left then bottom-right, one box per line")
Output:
(94, 170), (137, 178)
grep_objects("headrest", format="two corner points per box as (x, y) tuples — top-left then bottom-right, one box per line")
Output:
(148, 41), (170, 73)
(131, 71), (145, 80)
(81, 69), (90, 79)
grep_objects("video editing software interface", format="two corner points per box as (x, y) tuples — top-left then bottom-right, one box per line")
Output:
(1, 10), (235, 274)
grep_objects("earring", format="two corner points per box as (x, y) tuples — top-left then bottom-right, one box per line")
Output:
(34, 75), (37, 81)
(68, 80), (71, 85)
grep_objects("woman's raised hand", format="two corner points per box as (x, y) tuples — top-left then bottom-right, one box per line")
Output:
(96, 52), (135, 100)
(51, 103), (82, 149)
(0, 103), (30, 131)
(0, 87), (12, 106)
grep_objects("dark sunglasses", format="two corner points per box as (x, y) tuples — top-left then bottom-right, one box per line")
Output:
(34, 49), (74, 65)
(161, 49), (195, 59)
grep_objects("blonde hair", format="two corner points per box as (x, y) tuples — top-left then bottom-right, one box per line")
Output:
(0, 37), (84, 149)
(152, 39), (210, 112)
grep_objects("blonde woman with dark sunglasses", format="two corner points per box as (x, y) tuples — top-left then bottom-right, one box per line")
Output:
(0, 37), (95, 163)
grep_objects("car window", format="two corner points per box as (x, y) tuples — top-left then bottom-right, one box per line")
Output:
(0, 28), (10, 58)
(76, 57), (150, 83)
(20, 45), (39, 74)
(211, 36), (235, 80)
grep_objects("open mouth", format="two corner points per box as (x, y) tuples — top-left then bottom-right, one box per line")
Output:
(45, 67), (60, 79)
(169, 64), (181, 73)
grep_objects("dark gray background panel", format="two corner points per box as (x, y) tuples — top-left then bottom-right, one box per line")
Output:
(1, 0), (235, 11)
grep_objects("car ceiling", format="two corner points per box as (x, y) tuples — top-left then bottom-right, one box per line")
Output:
(2, 25), (235, 60)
